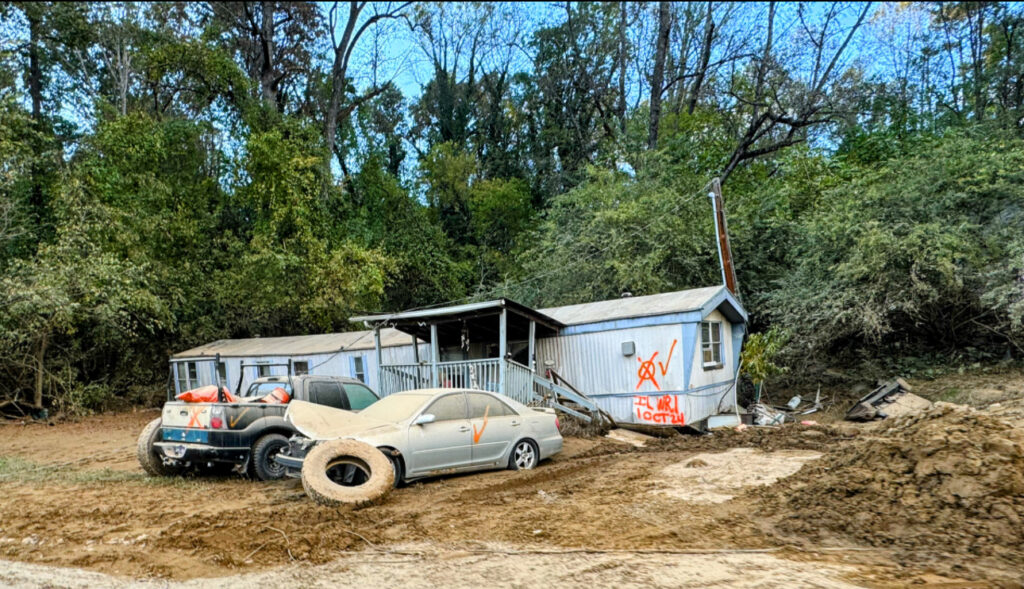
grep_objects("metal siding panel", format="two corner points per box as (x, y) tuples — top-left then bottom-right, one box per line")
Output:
(536, 324), (731, 426)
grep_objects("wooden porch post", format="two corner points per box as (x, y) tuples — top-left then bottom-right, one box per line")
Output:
(498, 308), (507, 395)
(412, 334), (420, 363)
(528, 320), (536, 373)
(430, 323), (439, 387)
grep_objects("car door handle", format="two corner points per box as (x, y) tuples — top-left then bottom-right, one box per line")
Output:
(458, 425), (471, 432)
(511, 420), (521, 427)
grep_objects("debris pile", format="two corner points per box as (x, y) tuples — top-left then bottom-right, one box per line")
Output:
(845, 378), (931, 422)
(756, 403), (1024, 573)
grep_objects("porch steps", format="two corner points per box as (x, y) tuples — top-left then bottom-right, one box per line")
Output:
(532, 372), (613, 427)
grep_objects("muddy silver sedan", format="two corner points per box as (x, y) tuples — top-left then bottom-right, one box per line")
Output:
(277, 388), (563, 505)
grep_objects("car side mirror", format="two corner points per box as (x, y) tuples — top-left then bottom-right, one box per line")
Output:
(414, 413), (436, 426)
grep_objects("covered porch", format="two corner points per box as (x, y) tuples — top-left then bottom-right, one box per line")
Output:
(351, 300), (562, 404)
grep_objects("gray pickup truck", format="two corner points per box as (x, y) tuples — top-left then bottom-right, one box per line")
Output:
(137, 374), (379, 480)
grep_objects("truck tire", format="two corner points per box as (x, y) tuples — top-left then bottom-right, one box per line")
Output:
(137, 418), (183, 477)
(301, 440), (394, 507)
(248, 433), (290, 481)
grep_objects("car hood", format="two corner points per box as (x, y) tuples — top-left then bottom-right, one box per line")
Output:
(285, 400), (400, 440)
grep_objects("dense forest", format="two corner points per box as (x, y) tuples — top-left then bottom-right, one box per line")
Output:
(1, 1), (1023, 413)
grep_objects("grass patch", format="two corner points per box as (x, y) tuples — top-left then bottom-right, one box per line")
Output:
(0, 455), (220, 489)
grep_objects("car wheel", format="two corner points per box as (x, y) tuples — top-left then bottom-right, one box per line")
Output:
(508, 439), (539, 471)
(136, 418), (184, 477)
(249, 433), (289, 481)
(300, 440), (394, 507)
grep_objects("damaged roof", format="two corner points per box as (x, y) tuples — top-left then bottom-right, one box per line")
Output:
(172, 327), (419, 359)
(540, 285), (746, 326)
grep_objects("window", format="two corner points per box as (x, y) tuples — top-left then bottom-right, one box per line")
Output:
(244, 381), (293, 398)
(343, 383), (379, 411)
(309, 381), (345, 409)
(424, 393), (468, 422)
(468, 393), (516, 418)
(352, 356), (366, 383)
(177, 361), (199, 392)
(257, 362), (270, 377)
(293, 361), (309, 376)
(701, 321), (723, 368)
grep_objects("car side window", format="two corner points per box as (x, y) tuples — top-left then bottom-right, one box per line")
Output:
(425, 393), (468, 421)
(467, 393), (516, 418)
(343, 383), (379, 411)
(309, 381), (346, 410)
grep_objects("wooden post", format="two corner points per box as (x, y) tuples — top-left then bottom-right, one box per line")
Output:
(498, 308), (508, 395)
(709, 177), (739, 297)
(430, 324), (439, 388)
(412, 334), (420, 364)
(528, 320), (536, 373)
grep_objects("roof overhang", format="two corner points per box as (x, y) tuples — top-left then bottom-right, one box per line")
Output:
(352, 299), (563, 345)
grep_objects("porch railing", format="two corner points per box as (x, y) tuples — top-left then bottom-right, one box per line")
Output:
(379, 358), (536, 404)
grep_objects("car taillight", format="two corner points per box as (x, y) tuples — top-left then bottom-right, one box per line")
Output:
(210, 406), (225, 429)
(555, 416), (560, 431)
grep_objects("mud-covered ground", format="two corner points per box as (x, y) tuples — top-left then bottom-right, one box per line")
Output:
(1, 370), (1022, 588)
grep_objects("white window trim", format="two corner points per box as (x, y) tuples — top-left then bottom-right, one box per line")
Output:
(701, 321), (723, 370)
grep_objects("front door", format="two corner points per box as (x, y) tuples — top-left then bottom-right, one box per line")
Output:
(407, 392), (473, 475)
(467, 393), (520, 467)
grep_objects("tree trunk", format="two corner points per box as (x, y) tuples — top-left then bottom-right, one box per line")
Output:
(617, 2), (627, 133)
(259, 1), (278, 110)
(27, 7), (45, 231)
(34, 334), (48, 409)
(686, 2), (714, 115)
(648, 1), (671, 149)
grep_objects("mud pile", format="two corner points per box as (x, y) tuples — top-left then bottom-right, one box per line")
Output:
(756, 403), (1024, 572)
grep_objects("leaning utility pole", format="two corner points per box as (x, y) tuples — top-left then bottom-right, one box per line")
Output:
(708, 177), (739, 297)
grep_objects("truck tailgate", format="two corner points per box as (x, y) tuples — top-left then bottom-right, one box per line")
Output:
(162, 402), (215, 429)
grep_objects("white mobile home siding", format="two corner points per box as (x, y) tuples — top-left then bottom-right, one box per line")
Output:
(535, 312), (740, 427)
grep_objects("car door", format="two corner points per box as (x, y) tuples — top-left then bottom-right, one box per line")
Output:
(406, 392), (473, 476)
(467, 392), (521, 467)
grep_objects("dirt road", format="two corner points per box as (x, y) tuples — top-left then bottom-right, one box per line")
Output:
(0, 404), (1018, 587)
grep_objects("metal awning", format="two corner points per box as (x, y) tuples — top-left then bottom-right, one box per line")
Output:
(352, 299), (562, 346)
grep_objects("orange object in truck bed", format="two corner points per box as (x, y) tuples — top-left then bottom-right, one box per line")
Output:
(175, 385), (239, 403)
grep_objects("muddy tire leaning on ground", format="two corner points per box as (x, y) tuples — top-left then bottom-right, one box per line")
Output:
(300, 439), (394, 507)
(136, 417), (184, 477)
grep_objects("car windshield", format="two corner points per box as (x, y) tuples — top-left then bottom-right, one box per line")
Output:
(244, 382), (293, 398)
(359, 394), (432, 422)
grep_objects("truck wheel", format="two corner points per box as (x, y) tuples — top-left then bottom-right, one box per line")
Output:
(137, 418), (183, 477)
(248, 433), (290, 481)
(300, 440), (394, 507)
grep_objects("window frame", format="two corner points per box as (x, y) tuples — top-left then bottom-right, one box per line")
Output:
(701, 321), (724, 370)
(293, 361), (309, 376)
(352, 356), (366, 383)
(256, 362), (271, 377)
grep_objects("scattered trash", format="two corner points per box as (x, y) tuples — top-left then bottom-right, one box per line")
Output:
(786, 396), (801, 410)
(751, 403), (787, 426)
(799, 420), (818, 426)
(733, 423), (748, 432)
(845, 378), (932, 422)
